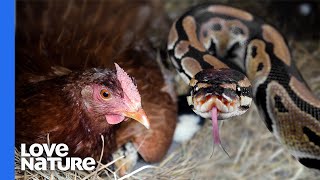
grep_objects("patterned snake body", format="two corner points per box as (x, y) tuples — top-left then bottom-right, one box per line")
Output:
(167, 4), (320, 170)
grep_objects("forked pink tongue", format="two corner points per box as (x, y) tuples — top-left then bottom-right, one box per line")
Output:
(211, 107), (221, 145)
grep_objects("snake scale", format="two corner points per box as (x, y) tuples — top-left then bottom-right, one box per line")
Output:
(167, 4), (320, 170)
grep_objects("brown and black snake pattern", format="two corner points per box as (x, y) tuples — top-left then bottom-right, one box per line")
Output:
(167, 4), (320, 170)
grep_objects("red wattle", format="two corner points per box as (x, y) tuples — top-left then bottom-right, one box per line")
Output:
(105, 115), (124, 124)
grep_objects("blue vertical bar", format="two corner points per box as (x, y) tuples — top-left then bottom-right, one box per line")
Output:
(0, 0), (15, 179)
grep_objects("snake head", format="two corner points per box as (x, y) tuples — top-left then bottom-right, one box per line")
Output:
(187, 68), (252, 119)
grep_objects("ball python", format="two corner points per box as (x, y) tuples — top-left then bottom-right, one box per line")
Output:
(167, 4), (320, 170)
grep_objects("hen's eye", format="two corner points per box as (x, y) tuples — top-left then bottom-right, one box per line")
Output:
(236, 86), (242, 96)
(100, 89), (111, 99)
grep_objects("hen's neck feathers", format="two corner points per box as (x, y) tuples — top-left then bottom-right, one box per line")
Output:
(16, 69), (121, 160)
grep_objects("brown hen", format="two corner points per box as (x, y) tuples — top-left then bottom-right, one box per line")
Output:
(16, 0), (176, 168)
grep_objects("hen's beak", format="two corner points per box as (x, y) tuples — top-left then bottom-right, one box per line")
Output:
(123, 108), (150, 129)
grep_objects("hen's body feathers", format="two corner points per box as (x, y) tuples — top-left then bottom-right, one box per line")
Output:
(16, 0), (176, 163)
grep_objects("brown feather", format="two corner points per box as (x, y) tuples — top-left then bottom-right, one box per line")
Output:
(16, 68), (121, 161)
(115, 48), (177, 162)
(16, 0), (176, 163)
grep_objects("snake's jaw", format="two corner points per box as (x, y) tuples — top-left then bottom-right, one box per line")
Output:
(239, 95), (252, 110)
(188, 94), (251, 119)
(188, 93), (243, 119)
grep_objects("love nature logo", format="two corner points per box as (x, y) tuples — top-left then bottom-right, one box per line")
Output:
(20, 143), (96, 171)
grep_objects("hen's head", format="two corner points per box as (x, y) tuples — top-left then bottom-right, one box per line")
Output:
(79, 63), (150, 129)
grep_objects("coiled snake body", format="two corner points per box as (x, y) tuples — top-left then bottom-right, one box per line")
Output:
(167, 4), (320, 170)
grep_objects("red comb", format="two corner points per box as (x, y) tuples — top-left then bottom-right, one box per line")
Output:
(115, 63), (141, 105)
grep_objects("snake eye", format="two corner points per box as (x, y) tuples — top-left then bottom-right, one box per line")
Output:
(236, 86), (242, 96)
(100, 89), (111, 100)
